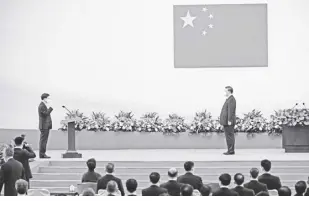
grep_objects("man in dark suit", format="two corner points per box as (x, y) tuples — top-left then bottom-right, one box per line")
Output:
(278, 186), (292, 196)
(126, 179), (138, 196)
(142, 172), (168, 196)
(0, 146), (25, 196)
(232, 173), (255, 196)
(294, 180), (307, 196)
(81, 158), (101, 183)
(38, 93), (53, 159)
(13, 136), (36, 187)
(177, 161), (203, 191)
(258, 159), (282, 190)
(212, 173), (238, 196)
(96, 163), (125, 196)
(244, 168), (268, 194)
(220, 86), (237, 155)
(160, 168), (183, 196)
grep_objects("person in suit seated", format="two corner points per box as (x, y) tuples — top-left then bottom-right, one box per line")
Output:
(82, 158), (101, 183)
(106, 181), (120, 196)
(199, 185), (211, 196)
(160, 168), (183, 196)
(244, 168), (268, 195)
(258, 159), (282, 191)
(0, 146), (25, 196)
(294, 181), (307, 196)
(232, 173), (255, 196)
(126, 179), (138, 196)
(212, 173), (239, 196)
(256, 191), (269, 196)
(142, 172), (168, 196)
(81, 188), (96, 196)
(15, 179), (28, 196)
(96, 163), (125, 196)
(180, 184), (193, 196)
(305, 178), (309, 196)
(13, 136), (36, 188)
(278, 186), (291, 196)
(177, 161), (203, 191)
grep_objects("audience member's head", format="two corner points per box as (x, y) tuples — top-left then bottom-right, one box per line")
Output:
(225, 86), (234, 96)
(234, 173), (245, 186)
(126, 179), (138, 193)
(250, 168), (259, 179)
(219, 173), (231, 186)
(149, 172), (160, 184)
(107, 180), (118, 195)
(256, 191), (269, 196)
(15, 179), (28, 196)
(192, 189), (201, 196)
(159, 192), (169, 196)
(105, 163), (115, 174)
(295, 180), (307, 195)
(184, 161), (194, 172)
(82, 188), (96, 196)
(14, 136), (24, 147)
(199, 185), (211, 196)
(3, 146), (14, 162)
(168, 168), (178, 180)
(261, 159), (271, 172)
(181, 184), (193, 196)
(278, 186), (292, 196)
(86, 158), (96, 172)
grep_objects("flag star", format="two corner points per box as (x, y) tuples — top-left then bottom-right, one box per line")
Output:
(209, 14), (214, 19)
(202, 7), (208, 12)
(202, 30), (207, 36)
(180, 10), (196, 28)
(208, 24), (214, 28)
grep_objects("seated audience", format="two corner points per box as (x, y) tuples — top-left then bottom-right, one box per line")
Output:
(177, 161), (203, 191)
(142, 172), (168, 196)
(199, 185), (212, 196)
(258, 159), (281, 190)
(232, 173), (255, 196)
(244, 168), (268, 194)
(305, 178), (309, 196)
(126, 179), (138, 196)
(96, 163), (125, 196)
(180, 184), (193, 196)
(294, 180), (307, 196)
(278, 186), (292, 196)
(82, 158), (101, 183)
(106, 180), (120, 196)
(256, 191), (269, 196)
(160, 168), (183, 196)
(82, 188), (96, 196)
(15, 179), (28, 196)
(212, 173), (238, 196)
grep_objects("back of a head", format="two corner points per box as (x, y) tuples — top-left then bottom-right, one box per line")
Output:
(126, 179), (138, 193)
(87, 158), (96, 171)
(15, 179), (28, 195)
(82, 188), (96, 196)
(149, 172), (160, 184)
(295, 181), (307, 195)
(4, 146), (14, 158)
(250, 168), (259, 179)
(184, 161), (194, 172)
(107, 180), (118, 193)
(41, 93), (50, 100)
(219, 173), (231, 186)
(278, 186), (292, 196)
(200, 185), (211, 196)
(181, 184), (193, 196)
(234, 173), (245, 186)
(256, 191), (269, 196)
(261, 159), (271, 172)
(105, 163), (114, 174)
(168, 168), (178, 178)
(14, 136), (24, 146)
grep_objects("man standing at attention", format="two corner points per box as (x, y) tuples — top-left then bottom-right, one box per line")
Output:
(38, 93), (53, 159)
(220, 86), (236, 155)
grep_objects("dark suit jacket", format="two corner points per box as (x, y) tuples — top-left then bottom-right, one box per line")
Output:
(177, 172), (203, 190)
(96, 174), (125, 196)
(13, 147), (36, 181)
(142, 185), (168, 196)
(258, 173), (282, 190)
(0, 158), (25, 196)
(38, 102), (53, 130)
(294, 193), (303, 196)
(220, 95), (236, 126)
(244, 180), (268, 194)
(82, 171), (101, 183)
(160, 180), (183, 196)
(304, 188), (309, 196)
(232, 186), (255, 196)
(212, 187), (239, 196)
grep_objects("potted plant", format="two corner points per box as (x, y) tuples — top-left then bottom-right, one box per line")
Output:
(189, 110), (213, 135)
(87, 112), (111, 132)
(240, 110), (268, 139)
(136, 112), (163, 132)
(59, 109), (89, 131)
(112, 111), (137, 132)
(162, 114), (187, 135)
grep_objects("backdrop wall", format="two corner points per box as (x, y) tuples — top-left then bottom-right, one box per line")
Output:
(0, 0), (308, 129)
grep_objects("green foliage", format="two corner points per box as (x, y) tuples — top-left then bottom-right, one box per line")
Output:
(136, 112), (163, 132)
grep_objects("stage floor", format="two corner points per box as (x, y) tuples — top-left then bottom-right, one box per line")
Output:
(32, 149), (309, 162)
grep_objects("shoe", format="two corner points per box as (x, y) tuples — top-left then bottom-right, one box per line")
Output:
(39, 155), (51, 159)
(223, 152), (235, 155)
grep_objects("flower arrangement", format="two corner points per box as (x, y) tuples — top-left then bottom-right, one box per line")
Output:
(59, 110), (89, 131)
(189, 110), (214, 134)
(87, 112), (111, 131)
(136, 112), (163, 132)
(112, 111), (136, 132)
(162, 114), (187, 134)
(270, 108), (309, 127)
(241, 110), (268, 133)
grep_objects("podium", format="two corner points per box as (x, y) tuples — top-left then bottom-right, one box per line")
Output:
(61, 118), (82, 158)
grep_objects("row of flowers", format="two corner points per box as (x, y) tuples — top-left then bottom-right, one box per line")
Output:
(59, 106), (309, 134)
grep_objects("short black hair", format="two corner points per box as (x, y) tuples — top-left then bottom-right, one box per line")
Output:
(256, 191), (269, 196)
(200, 185), (211, 196)
(41, 93), (50, 100)
(181, 184), (193, 196)
(14, 136), (24, 146)
(105, 163), (114, 173)
(219, 173), (231, 186)
(86, 158), (96, 171)
(250, 168), (259, 179)
(295, 181), (307, 195)
(149, 172), (160, 184)
(278, 186), (292, 196)
(234, 173), (245, 185)
(261, 159), (271, 172)
(225, 86), (233, 94)
(126, 179), (138, 193)
(168, 168), (178, 178)
(184, 161), (194, 171)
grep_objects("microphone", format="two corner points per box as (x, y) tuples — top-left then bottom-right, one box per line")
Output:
(62, 105), (73, 115)
(292, 103), (298, 110)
